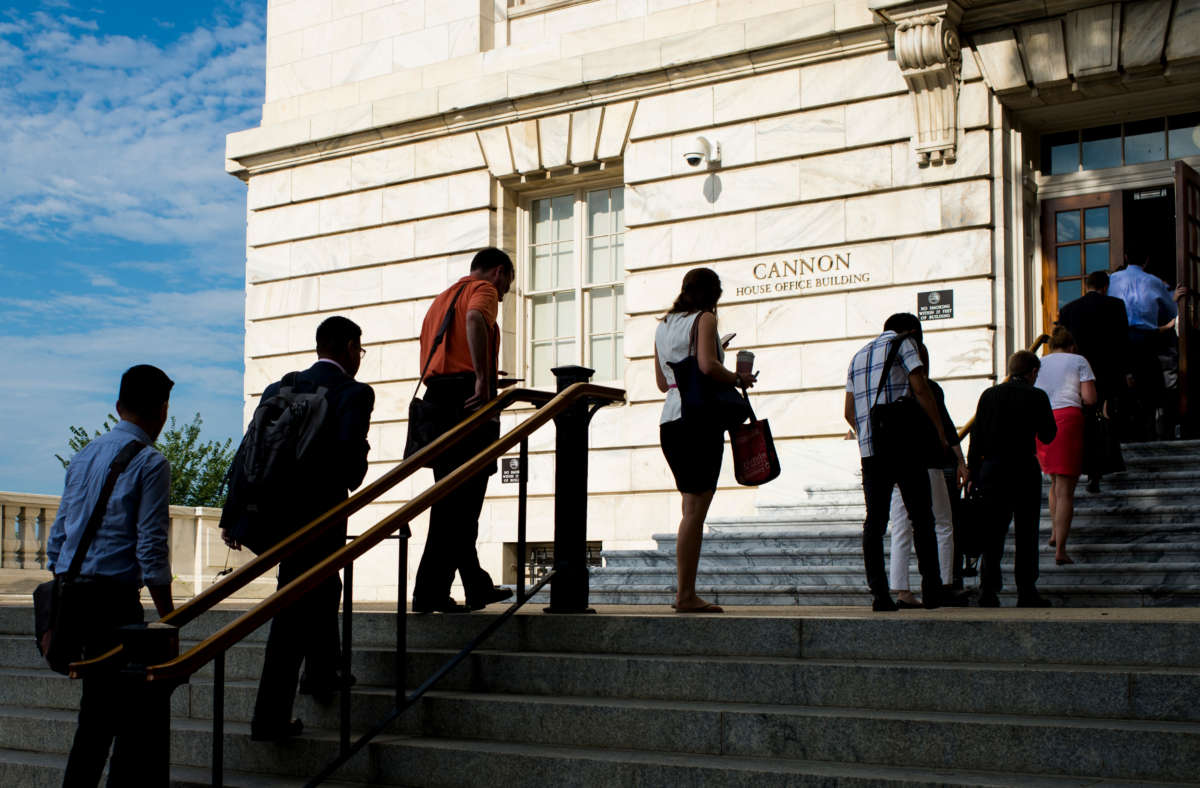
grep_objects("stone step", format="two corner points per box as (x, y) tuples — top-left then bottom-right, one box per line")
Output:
(589, 585), (1200, 608)
(6, 693), (1198, 782)
(592, 562), (1200, 589)
(394, 691), (1200, 782)
(675, 522), (1200, 547)
(602, 542), (1200, 568)
(732, 502), (1200, 527)
(4, 607), (1200, 667)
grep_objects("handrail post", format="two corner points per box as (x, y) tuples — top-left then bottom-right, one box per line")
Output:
(340, 560), (354, 755)
(116, 621), (179, 786)
(396, 537), (407, 707)
(546, 366), (597, 614)
(517, 437), (528, 604)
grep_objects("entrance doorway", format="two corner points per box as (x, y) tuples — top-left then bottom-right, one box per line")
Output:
(1038, 162), (1200, 437)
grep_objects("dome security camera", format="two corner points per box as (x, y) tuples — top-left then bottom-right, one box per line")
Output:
(682, 136), (719, 167)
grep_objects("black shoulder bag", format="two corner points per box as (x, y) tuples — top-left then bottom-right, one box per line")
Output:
(867, 334), (927, 461)
(404, 283), (470, 459)
(667, 313), (750, 431)
(34, 439), (147, 675)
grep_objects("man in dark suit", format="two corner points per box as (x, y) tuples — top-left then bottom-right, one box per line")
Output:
(225, 315), (374, 742)
(968, 350), (1057, 608)
(1058, 270), (1129, 490)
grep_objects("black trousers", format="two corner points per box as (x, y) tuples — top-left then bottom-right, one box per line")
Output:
(1125, 328), (1166, 441)
(62, 580), (156, 788)
(412, 375), (499, 608)
(978, 458), (1042, 598)
(252, 518), (345, 729)
(861, 454), (944, 600)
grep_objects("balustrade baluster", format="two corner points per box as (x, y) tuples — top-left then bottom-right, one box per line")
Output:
(37, 506), (56, 569)
(22, 507), (44, 570)
(14, 507), (28, 568)
(0, 503), (9, 568)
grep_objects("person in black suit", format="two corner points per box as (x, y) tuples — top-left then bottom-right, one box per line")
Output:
(968, 350), (1057, 608)
(225, 316), (374, 742)
(1058, 270), (1129, 490)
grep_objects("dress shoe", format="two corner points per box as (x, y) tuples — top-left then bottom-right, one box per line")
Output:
(250, 718), (303, 742)
(1086, 477), (1101, 494)
(300, 671), (357, 705)
(872, 595), (899, 612)
(1017, 594), (1053, 608)
(936, 589), (971, 607)
(896, 598), (923, 610)
(977, 593), (1000, 608)
(413, 598), (470, 614)
(468, 586), (514, 611)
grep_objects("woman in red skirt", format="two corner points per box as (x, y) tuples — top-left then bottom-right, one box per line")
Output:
(1035, 326), (1098, 565)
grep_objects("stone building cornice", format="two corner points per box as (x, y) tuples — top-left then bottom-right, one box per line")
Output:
(226, 25), (891, 179)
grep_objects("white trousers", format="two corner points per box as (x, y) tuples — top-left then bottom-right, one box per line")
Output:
(889, 467), (955, 591)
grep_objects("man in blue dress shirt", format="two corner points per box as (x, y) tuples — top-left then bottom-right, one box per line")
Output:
(46, 364), (176, 787)
(1109, 254), (1178, 440)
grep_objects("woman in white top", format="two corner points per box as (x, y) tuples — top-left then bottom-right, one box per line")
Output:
(1035, 325), (1097, 565)
(653, 268), (756, 614)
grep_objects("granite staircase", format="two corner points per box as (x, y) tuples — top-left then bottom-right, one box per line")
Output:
(1, 603), (1200, 786)
(590, 440), (1200, 607)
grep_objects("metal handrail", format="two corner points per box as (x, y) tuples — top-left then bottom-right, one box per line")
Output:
(957, 334), (1050, 441)
(68, 386), (555, 679)
(144, 382), (623, 683)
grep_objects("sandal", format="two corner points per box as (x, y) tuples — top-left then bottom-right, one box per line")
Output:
(675, 603), (724, 614)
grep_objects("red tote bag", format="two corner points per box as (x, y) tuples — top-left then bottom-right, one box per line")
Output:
(729, 391), (781, 486)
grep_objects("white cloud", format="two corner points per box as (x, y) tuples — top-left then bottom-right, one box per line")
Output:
(0, 6), (265, 279)
(0, 286), (247, 494)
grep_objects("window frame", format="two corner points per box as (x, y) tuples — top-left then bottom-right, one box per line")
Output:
(516, 177), (626, 389)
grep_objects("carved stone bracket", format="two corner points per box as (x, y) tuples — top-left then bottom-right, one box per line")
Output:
(884, 2), (964, 166)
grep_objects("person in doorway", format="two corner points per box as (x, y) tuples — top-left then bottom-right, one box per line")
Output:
(653, 268), (755, 614)
(1058, 270), (1129, 491)
(1035, 327), (1098, 565)
(845, 313), (954, 612)
(411, 248), (516, 614)
(969, 350), (1057, 607)
(887, 343), (969, 608)
(1109, 251), (1178, 441)
(46, 364), (176, 787)
(231, 316), (375, 742)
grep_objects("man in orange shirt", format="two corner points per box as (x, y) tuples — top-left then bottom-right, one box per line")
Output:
(412, 247), (516, 613)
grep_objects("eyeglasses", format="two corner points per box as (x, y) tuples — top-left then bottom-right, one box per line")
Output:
(358, 346), (367, 359)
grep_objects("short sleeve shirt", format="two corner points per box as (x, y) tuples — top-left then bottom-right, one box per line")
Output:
(419, 276), (500, 378)
(1034, 351), (1095, 410)
(846, 331), (923, 458)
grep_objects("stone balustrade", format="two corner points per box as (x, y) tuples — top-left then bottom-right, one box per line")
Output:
(0, 492), (270, 598)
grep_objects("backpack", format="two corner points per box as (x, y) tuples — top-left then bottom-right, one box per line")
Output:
(219, 372), (331, 554)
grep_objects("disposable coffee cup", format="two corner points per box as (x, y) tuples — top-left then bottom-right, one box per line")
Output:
(736, 350), (755, 376)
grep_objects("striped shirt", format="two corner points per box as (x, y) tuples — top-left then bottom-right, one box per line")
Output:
(846, 331), (923, 458)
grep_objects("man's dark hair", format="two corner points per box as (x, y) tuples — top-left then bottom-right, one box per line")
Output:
(1008, 350), (1041, 379)
(883, 312), (922, 340)
(316, 316), (362, 356)
(470, 247), (514, 278)
(1085, 270), (1109, 291)
(119, 364), (174, 417)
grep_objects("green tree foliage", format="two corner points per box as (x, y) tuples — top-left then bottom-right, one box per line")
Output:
(56, 413), (235, 508)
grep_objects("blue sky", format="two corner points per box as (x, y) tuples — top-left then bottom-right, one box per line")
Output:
(0, 0), (265, 494)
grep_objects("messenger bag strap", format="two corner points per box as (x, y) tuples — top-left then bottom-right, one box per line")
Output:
(411, 282), (471, 404)
(871, 332), (910, 409)
(63, 439), (148, 581)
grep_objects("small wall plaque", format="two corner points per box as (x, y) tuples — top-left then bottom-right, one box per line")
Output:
(917, 289), (954, 321)
(501, 456), (522, 484)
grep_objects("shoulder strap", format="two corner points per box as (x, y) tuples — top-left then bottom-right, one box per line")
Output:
(686, 311), (708, 357)
(411, 282), (471, 403)
(872, 334), (909, 408)
(64, 439), (147, 581)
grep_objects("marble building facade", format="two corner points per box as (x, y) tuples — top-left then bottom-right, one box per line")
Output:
(229, 0), (1200, 600)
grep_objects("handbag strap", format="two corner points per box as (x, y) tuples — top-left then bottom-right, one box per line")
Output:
(411, 282), (470, 404)
(871, 332), (911, 408)
(63, 439), (148, 581)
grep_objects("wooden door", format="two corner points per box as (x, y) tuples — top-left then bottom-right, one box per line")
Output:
(1039, 192), (1125, 333)
(1177, 161), (1200, 437)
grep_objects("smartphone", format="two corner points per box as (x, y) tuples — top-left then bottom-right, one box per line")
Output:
(720, 332), (736, 348)
(497, 377), (524, 389)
